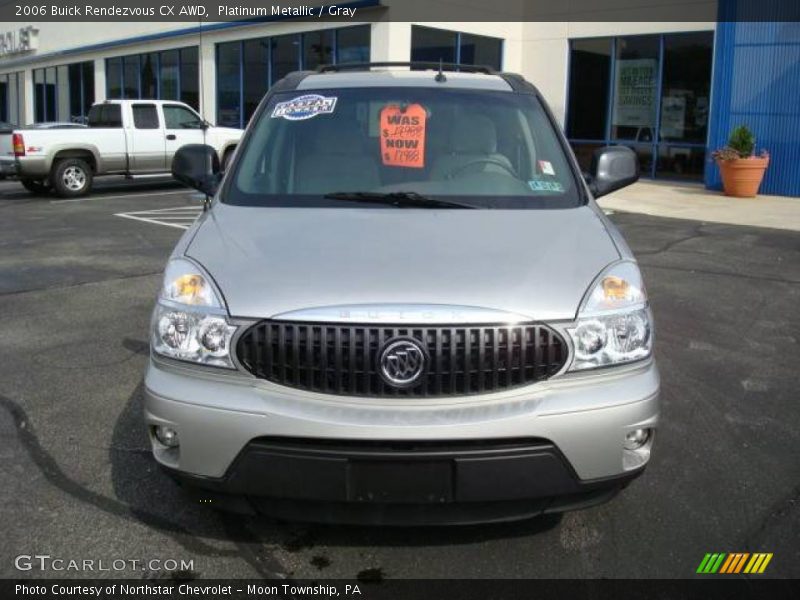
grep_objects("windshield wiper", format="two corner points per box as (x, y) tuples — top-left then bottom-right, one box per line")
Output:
(323, 191), (476, 209)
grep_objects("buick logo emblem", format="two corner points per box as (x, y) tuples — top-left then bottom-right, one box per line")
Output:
(379, 338), (426, 387)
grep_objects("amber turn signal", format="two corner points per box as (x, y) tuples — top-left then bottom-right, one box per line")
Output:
(602, 275), (630, 300)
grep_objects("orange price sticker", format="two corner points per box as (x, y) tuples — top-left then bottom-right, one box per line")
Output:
(379, 103), (427, 168)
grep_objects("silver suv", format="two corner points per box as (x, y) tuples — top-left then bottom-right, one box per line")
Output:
(146, 64), (659, 524)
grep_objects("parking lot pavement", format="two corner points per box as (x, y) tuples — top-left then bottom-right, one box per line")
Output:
(0, 178), (195, 294)
(0, 182), (798, 579)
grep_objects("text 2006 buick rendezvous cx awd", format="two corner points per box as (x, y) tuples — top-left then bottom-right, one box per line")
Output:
(144, 64), (659, 524)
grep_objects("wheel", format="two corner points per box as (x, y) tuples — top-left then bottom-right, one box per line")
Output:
(20, 178), (52, 195)
(52, 158), (93, 198)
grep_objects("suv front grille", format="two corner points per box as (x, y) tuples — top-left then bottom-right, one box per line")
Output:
(236, 321), (568, 397)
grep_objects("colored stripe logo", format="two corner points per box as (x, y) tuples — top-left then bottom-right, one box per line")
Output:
(697, 553), (773, 574)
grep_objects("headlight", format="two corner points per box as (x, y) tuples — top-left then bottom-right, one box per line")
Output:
(567, 261), (652, 371)
(151, 259), (237, 368)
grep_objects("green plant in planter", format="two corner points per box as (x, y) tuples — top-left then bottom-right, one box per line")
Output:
(711, 125), (770, 197)
(712, 125), (768, 161)
(727, 125), (755, 157)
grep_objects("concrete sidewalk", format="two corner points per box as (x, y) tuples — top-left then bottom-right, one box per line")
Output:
(598, 180), (800, 232)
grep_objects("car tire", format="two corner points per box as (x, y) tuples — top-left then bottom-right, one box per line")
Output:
(20, 178), (52, 195)
(52, 158), (93, 198)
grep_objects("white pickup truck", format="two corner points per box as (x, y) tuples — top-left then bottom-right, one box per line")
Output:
(10, 100), (242, 197)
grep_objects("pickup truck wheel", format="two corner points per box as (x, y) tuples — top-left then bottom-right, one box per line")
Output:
(53, 158), (93, 198)
(20, 179), (52, 195)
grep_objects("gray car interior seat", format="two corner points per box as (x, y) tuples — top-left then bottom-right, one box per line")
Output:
(430, 114), (515, 180)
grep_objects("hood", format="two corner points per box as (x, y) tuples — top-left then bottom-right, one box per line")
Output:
(186, 204), (620, 322)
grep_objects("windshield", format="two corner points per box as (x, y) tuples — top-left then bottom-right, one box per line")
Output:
(227, 87), (581, 209)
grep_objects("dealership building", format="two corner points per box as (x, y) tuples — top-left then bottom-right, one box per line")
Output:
(1, 1), (798, 195)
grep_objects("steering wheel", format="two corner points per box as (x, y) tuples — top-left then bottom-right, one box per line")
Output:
(445, 158), (518, 180)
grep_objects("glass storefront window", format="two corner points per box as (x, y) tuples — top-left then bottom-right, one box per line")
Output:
(660, 32), (713, 145)
(567, 32), (713, 181)
(180, 47), (199, 110)
(216, 26), (372, 129)
(460, 33), (502, 69)
(0, 72), (23, 125)
(45, 68), (57, 121)
(243, 39), (270, 126)
(159, 50), (179, 101)
(611, 36), (660, 142)
(34, 67), (59, 122)
(411, 26), (503, 70)
(34, 62), (94, 123)
(34, 69), (45, 122)
(656, 145), (707, 180)
(123, 55), (139, 99)
(336, 26), (370, 63)
(107, 57), (122, 99)
(81, 63), (94, 121)
(216, 42), (241, 128)
(106, 46), (198, 110)
(567, 39), (612, 140)
(272, 34), (301, 84)
(1, 74), (19, 124)
(411, 26), (457, 64)
(68, 64), (82, 122)
(0, 80), (7, 123)
(303, 30), (333, 70)
(141, 53), (158, 99)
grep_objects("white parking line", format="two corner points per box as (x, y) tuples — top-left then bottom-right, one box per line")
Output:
(115, 205), (204, 230)
(52, 189), (191, 204)
(133, 205), (203, 212)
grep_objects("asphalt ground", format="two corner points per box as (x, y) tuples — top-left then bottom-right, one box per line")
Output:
(0, 177), (798, 580)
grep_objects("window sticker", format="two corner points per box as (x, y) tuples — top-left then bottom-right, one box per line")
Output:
(271, 94), (337, 120)
(379, 103), (427, 168)
(528, 179), (564, 193)
(538, 160), (556, 176)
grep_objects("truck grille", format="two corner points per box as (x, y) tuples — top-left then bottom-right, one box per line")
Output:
(236, 321), (568, 397)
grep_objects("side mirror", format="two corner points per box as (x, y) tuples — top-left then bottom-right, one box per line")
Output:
(171, 144), (221, 196)
(587, 146), (639, 198)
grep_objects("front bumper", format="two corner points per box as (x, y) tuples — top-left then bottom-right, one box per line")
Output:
(163, 437), (645, 524)
(144, 357), (659, 522)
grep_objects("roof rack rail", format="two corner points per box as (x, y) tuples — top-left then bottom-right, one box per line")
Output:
(316, 62), (496, 75)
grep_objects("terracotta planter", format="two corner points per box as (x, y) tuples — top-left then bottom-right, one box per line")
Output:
(716, 156), (769, 198)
